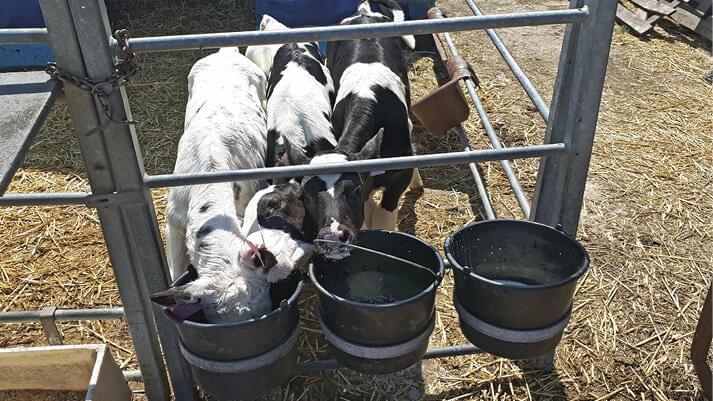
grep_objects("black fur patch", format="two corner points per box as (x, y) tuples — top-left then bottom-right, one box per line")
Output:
(256, 182), (306, 240)
(196, 225), (214, 238)
(267, 43), (328, 100)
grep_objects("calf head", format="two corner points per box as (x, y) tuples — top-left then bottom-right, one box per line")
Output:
(298, 153), (365, 259)
(245, 14), (290, 76)
(340, 0), (415, 49)
(241, 182), (314, 281)
(150, 231), (274, 323)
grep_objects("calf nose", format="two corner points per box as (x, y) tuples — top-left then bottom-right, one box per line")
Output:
(338, 230), (350, 242)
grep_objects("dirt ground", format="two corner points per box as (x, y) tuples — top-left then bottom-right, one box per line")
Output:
(0, 0), (711, 400)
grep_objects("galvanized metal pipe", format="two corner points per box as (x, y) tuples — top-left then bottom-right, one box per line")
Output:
(440, 31), (532, 217)
(127, 8), (589, 52)
(0, 192), (91, 207)
(123, 369), (143, 382)
(295, 344), (482, 375)
(144, 144), (565, 189)
(0, 307), (124, 324)
(454, 126), (496, 219)
(463, 0), (550, 121)
(0, 28), (49, 45)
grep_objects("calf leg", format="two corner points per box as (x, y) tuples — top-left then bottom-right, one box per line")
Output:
(371, 172), (411, 231)
(409, 168), (423, 190)
(362, 195), (378, 229)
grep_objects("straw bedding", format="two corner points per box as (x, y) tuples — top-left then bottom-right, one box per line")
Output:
(0, 0), (710, 400)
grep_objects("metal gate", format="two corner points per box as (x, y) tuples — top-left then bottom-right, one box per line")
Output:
(0, 0), (618, 399)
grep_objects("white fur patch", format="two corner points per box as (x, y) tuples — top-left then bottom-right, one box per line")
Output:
(392, 9), (405, 22)
(329, 218), (340, 234)
(245, 14), (290, 76)
(310, 153), (348, 197)
(268, 61), (336, 151)
(341, 11), (383, 23)
(335, 63), (407, 111)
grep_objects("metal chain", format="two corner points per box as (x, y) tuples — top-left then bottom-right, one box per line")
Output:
(45, 29), (143, 136)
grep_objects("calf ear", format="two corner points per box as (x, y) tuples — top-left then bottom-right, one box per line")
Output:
(357, 128), (384, 160)
(150, 284), (196, 306)
(293, 241), (316, 270)
(150, 285), (203, 319)
(283, 138), (311, 166)
(401, 35), (416, 50)
(306, 137), (336, 158)
(285, 180), (303, 197)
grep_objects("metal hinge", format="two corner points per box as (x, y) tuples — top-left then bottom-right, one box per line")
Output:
(39, 306), (62, 345)
(86, 190), (145, 208)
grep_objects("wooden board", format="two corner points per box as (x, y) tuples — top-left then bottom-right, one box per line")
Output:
(629, 0), (677, 14)
(616, 4), (654, 34)
(691, 0), (712, 15)
(0, 71), (59, 195)
(670, 2), (713, 38)
(0, 344), (131, 401)
(691, 284), (712, 400)
(0, 345), (96, 391)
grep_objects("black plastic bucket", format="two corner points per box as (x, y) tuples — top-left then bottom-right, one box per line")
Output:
(310, 230), (444, 374)
(444, 220), (589, 359)
(155, 268), (303, 401)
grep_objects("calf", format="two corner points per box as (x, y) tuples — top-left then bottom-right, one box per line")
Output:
(287, 0), (422, 258)
(241, 182), (314, 279)
(246, 15), (337, 172)
(151, 48), (284, 324)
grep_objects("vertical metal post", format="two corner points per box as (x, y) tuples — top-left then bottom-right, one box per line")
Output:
(529, 0), (617, 369)
(38, 1), (195, 400)
(531, 0), (617, 235)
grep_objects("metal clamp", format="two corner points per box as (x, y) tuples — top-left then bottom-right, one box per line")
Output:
(86, 190), (145, 208)
(320, 317), (435, 360)
(179, 328), (298, 373)
(39, 306), (62, 345)
(454, 297), (572, 343)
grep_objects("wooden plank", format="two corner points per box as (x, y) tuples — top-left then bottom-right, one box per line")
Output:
(691, 284), (712, 401)
(670, 3), (713, 38)
(88, 346), (133, 401)
(629, 0), (677, 14)
(0, 71), (59, 195)
(0, 345), (96, 391)
(692, 0), (712, 15)
(616, 4), (654, 34)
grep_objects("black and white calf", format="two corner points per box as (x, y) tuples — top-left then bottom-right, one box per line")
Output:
(240, 182), (314, 279)
(246, 15), (337, 170)
(151, 49), (306, 324)
(289, 0), (422, 258)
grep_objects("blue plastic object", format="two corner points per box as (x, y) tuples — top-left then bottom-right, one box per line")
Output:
(0, 0), (54, 71)
(254, 1), (432, 55)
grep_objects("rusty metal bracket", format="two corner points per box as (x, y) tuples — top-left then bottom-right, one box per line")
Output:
(412, 7), (478, 134)
(85, 190), (145, 208)
(39, 306), (62, 345)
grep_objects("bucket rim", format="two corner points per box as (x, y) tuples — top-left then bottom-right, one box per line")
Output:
(308, 229), (444, 309)
(159, 274), (304, 330)
(444, 219), (590, 291)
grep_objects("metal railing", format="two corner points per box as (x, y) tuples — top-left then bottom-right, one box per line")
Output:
(464, 0), (550, 121)
(0, 28), (48, 44)
(125, 8), (589, 52)
(0, 307), (124, 323)
(0, 0), (619, 398)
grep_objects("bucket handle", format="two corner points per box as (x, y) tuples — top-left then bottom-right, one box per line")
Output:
(313, 239), (440, 283)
